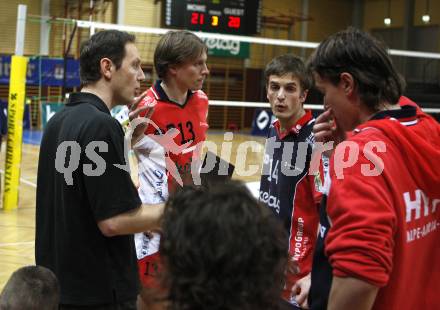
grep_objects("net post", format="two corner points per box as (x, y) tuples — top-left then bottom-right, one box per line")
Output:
(3, 4), (29, 211)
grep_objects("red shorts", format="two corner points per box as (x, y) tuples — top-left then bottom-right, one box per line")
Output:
(137, 251), (163, 289)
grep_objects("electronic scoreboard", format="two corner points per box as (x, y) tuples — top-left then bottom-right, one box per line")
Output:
(162, 0), (262, 35)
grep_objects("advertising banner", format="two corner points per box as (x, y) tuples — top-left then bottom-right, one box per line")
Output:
(0, 55), (80, 87)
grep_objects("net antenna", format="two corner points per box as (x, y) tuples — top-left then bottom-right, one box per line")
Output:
(62, 22), (78, 98)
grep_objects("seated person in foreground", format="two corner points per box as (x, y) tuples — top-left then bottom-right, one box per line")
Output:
(160, 181), (292, 310)
(0, 265), (59, 310)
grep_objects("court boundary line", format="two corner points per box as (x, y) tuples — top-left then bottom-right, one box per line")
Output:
(0, 241), (34, 247)
(0, 169), (36, 188)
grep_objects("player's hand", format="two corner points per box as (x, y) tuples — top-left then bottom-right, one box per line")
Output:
(128, 91), (155, 147)
(313, 108), (345, 157)
(286, 256), (300, 276)
(291, 273), (311, 309)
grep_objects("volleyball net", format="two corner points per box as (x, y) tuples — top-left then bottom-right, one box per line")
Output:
(18, 16), (440, 131)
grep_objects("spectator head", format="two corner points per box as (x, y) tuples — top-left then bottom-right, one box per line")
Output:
(0, 265), (59, 310)
(160, 181), (288, 310)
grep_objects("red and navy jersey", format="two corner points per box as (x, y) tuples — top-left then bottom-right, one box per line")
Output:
(309, 104), (440, 309)
(259, 110), (323, 302)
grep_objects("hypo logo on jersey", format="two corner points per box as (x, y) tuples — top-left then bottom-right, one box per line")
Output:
(140, 95), (158, 108)
(292, 217), (306, 261)
(404, 189), (439, 223)
(404, 189), (439, 243)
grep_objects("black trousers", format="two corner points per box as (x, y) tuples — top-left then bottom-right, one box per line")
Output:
(59, 299), (136, 310)
(279, 298), (303, 310)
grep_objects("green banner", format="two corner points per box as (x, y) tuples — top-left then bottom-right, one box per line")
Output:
(203, 38), (250, 58)
(41, 102), (64, 128)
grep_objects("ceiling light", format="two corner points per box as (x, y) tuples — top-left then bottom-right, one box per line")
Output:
(384, 0), (391, 26)
(422, 14), (430, 23)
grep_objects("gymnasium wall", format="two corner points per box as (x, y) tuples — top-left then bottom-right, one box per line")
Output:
(1, 0), (439, 57)
(0, 0), (41, 55)
(364, 0), (440, 30)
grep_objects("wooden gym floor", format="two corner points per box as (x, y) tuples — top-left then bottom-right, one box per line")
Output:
(0, 132), (266, 290)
